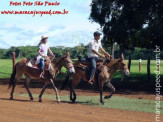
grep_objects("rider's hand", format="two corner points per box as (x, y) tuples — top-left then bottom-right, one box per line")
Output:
(43, 56), (48, 59)
(52, 55), (55, 58)
(107, 54), (111, 59)
(100, 54), (105, 58)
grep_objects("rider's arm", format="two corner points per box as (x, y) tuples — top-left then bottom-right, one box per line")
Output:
(48, 48), (55, 57)
(100, 48), (110, 58)
(92, 49), (105, 58)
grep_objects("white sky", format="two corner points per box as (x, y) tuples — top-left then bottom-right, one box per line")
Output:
(0, 0), (101, 49)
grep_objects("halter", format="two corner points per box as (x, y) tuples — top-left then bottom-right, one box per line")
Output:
(53, 56), (74, 71)
(107, 59), (126, 75)
(65, 60), (74, 69)
(115, 63), (126, 75)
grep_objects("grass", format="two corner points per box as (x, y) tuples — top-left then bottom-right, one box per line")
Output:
(0, 59), (162, 82)
(0, 59), (19, 78)
(17, 93), (163, 113)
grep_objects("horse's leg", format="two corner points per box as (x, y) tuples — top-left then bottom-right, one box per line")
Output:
(69, 86), (73, 101)
(10, 79), (16, 100)
(10, 75), (22, 100)
(70, 75), (81, 103)
(10, 59), (28, 100)
(39, 82), (48, 102)
(99, 79), (104, 104)
(24, 75), (33, 100)
(69, 83), (76, 103)
(50, 79), (60, 103)
(104, 81), (115, 99)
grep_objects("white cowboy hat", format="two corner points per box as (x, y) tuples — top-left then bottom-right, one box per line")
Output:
(41, 35), (48, 41)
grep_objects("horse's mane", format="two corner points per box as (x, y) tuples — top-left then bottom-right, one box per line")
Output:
(52, 56), (65, 66)
(106, 59), (121, 68)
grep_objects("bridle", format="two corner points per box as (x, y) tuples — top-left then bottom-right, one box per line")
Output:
(65, 60), (74, 69)
(115, 63), (127, 75)
(107, 59), (127, 75)
(51, 57), (74, 72)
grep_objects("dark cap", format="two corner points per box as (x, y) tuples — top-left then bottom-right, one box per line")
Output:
(94, 31), (102, 37)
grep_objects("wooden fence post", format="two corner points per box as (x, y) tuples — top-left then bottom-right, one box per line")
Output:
(128, 56), (131, 71)
(147, 56), (151, 81)
(139, 59), (141, 72)
(158, 59), (160, 71)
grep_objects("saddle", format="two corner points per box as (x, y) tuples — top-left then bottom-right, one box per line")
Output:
(27, 57), (51, 70)
(77, 57), (104, 72)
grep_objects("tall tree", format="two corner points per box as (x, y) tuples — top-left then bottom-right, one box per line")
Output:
(89, 0), (162, 50)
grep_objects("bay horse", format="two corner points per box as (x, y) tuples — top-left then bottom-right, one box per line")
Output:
(9, 52), (75, 103)
(61, 54), (130, 104)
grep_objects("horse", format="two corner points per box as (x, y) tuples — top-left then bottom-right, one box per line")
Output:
(9, 51), (75, 103)
(61, 54), (130, 104)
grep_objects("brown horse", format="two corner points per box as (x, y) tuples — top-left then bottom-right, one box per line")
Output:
(9, 52), (75, 103)
(61, 54), (130, 104)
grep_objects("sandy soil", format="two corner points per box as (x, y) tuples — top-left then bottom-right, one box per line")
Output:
(0, 83), (159, 122)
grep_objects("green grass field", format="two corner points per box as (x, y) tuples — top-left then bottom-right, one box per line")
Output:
(17, 93), (163, 113)
(0, 59), (162, 82)
(0, 59), (162, 81)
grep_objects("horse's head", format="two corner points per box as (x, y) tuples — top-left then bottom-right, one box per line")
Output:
(116, 53), (130, 77)
(62, 51), (75, 74)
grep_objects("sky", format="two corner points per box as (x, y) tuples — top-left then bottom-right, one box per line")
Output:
(0, 0), (101, 49)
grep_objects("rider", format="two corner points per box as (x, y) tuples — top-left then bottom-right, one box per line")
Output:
(88, 31), (110, 85)
(36, 35), (55, 78)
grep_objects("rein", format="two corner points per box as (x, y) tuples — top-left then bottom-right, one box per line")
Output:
(53, 57), (64, 72)
(106, 59), (126, 75)
(114, 64), (126, 75)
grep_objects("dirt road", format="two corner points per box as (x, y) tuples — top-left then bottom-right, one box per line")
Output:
(0, 84), (156, 122)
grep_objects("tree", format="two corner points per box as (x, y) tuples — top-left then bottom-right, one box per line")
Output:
(90, 0), (162, 81)
(89, 0), (162, 50)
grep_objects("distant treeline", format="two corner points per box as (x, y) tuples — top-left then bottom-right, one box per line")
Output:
(0, 44), (162, 60)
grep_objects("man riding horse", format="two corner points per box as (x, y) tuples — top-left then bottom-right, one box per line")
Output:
(88, 31), (111, 85)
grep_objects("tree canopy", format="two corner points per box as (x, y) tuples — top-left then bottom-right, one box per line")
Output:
(89, 0), (162, 50)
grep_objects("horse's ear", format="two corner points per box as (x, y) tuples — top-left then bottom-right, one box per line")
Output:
(121, 53), (124, 60)
(66, 51), (70, 57)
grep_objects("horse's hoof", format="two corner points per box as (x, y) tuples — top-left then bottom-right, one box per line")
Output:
(100, 101), (104, 105)
(104, 96), (111, 99)
(10, 96), (13, 100)
(57, 101), (61, 104)
(39, 99), (42, 102)
(71, 99), (76, 103)
(30, 97), (34, 101)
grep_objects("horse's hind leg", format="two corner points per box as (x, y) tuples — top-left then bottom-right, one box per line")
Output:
(24, 75), (33, 100)
(50, 79), (60, 103)
(39, 82), (48, 102)
(69, 84), (76, 103)
(10, 80), (16, 100)
(70, 75), (81, 103)
(10, 76), (21, 100)
(99, 80), (104, 104)
(104, 81), (115, 99)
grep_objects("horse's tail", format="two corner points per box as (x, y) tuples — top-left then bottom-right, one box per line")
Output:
(9, 65), (16, 89)
(60, 74), (70, 91)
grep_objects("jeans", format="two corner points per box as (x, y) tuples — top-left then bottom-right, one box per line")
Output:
(40, 58), (45, 72)
(89, 57), (98, 80)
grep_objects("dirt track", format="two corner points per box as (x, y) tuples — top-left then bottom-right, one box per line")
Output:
(0, 84), (158, 122)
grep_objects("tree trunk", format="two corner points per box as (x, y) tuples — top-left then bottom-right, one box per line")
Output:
(147, 56), (151, 81)
(112, 43), (115, 59)
(128, 56), (131, 71)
